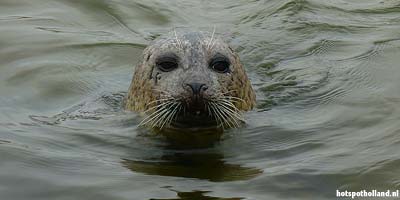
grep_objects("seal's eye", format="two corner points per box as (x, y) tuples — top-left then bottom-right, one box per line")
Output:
(210, 57), (230, 73)
(156, 56), (178, 72)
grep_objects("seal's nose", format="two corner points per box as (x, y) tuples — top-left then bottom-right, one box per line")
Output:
(186, 83), (208, 95)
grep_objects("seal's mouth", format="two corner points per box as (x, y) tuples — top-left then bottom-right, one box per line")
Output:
(171, 100), (218, 129)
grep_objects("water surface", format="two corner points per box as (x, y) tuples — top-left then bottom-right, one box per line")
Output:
(1, 0), (400, 199)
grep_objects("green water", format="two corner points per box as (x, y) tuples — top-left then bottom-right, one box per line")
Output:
(1, 0), (400, 199)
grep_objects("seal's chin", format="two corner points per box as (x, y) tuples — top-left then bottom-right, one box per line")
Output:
(172, 114), (217, 129)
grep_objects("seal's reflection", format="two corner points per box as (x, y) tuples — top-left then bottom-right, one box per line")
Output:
(150, 190), (243, 200)
(121, 151), (262, 182)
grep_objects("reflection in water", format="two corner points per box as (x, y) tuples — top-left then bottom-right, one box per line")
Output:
(150, 189), (243, 200)
(152, 127), (224, 149)
(122, 152), (262, 182)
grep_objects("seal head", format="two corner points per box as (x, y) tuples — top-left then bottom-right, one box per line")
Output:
(126, 32), (256, 130)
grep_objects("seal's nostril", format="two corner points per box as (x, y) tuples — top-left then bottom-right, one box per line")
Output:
(186, 83), (207, 95)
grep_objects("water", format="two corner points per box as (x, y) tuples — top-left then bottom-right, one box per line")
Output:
(1, 0), (400, 199)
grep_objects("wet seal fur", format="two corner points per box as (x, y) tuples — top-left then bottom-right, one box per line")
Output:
(126, 31), (255, 132)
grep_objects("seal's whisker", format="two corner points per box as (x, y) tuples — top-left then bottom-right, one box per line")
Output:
(150, 101), (179, 128)
(168, 103), (181, 122)
(209, 96), (243, 109)
(227, 96), (246, 103)
(207, 101), (216, 117)
(139, 110), (164, 127)
(223, 111), (242, 128)
(209, 37), (217, 51)
(208, 103), (225, 129)
(218, 97), (241, 105)
(152, 108), (172, 128)
(216, 92), (245, 102)
(162, 103), (181, 128)
(139, 105), (171, 127)
(218, 102), (244, 121)
(219, 99), (242, 104)
(220, 106), (240, 128)
(139, 108), (162, 125)
(206, 102), (213, 117)
(210, 102), (236, 128)
(159, 102), (180, 129)
(206, 99), (236, 127)
(149, 106), (173, 128)
(214, 99), (243, 127)
(208, 103), (221, 126)
(218, 99), (243, 113)
(210, 90), (240, 101)
(222, 96), (246, 103)
(208, 95), (244, 127)
(218, 97), (246, 107)
(223, 102), (245, 123)
(173, 29), (183, 50)
(207, 26), (216, 50)
(165, 103), (181, 127)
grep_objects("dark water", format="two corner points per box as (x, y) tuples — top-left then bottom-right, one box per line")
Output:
(1, 0), (400, 199)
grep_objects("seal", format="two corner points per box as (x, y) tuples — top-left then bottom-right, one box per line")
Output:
(125, 31), (256, 130)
